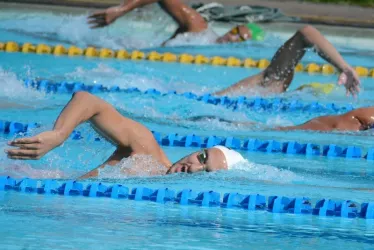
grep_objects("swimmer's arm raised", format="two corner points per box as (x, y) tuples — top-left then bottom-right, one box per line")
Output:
(215, 26), (317, 96)
(299, 26), (360, 96)
(6, 92), (131, 160)
(216, 25), (359, 96)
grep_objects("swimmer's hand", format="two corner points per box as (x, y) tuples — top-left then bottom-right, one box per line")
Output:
(88, 6), (124, 29)
(338, 66), (360, 97)
(6, 131), (63, 160)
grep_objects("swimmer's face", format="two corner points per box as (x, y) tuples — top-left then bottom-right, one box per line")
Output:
(217, 25), (252, 44)
(167, 148), (228, 174)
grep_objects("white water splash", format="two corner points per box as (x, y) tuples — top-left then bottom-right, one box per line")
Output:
(0, 68), (46, 102)
(0, 10), (171, 49)
(265, 115), (294, 127)
(230, 159), (300, 183)
(64, 63), (208, 94)
(98, 155), (167, 178)
(65, 63), (166, 91)
(163, 27), (219, 47)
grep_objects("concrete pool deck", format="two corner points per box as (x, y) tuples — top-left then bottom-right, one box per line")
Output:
(0, 0), (373, 28)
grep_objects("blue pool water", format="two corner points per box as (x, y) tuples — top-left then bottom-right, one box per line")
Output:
(0, 4), (374, 249)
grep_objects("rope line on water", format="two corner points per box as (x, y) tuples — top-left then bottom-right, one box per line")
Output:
(1, 41), (373, 77)
(2, 119), (374, 161)
(1, 176), (373, 219)
(25, 79), (355, 114)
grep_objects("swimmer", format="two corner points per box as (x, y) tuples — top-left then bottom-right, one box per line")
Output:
(87, 0), (255, 45)
(214, 25), (360, 97)
(185, 107), (374, 132)
(277, 106), (374, 132)
(5, 92), (245, 178)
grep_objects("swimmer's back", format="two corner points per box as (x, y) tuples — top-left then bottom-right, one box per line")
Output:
(299, 108), (373, 131)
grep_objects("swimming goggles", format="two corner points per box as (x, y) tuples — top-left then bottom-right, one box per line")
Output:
(197, 149), (208, 171)
(229, 26), (246, 42)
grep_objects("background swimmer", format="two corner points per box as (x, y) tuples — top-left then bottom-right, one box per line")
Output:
(141, 108), (374, 132)
(277, 107), (374, 132)
(88, 0), (254, 45)
(214, 25), (360, 97)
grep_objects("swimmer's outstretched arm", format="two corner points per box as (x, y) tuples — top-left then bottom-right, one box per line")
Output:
(88, 0), (207, 44)
(88, 0), (162, 28)
(6, 92), (135, 161)
(216, 25), (360, 97)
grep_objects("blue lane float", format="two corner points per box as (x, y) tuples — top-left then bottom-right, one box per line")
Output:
(0, 120), (38, 135)
(1, 176), (373, 220)
(24, 79), (355, 114)
(2, 119), (374, 161)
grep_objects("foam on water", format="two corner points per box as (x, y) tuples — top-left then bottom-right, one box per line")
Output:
(0, 10), (172, 49)
(98, 155), (167, 178)
(64, 64), (208, 94)
(163, 27), (219, 47)
(96, 154), (300, 184)
(0, 68), (46, 101)
(0, 164), (65, 179)
(229, 159), (299, 183)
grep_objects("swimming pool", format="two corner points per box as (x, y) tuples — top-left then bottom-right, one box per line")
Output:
(0, 3), (373, 249)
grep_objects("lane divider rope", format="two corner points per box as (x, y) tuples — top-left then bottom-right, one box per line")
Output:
(25, 79), (355, 114)
(1, 41), (373, 77)
(1, 176), (373, 219)
(2, 119), (374, 161)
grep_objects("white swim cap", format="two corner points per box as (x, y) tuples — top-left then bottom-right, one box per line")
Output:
(213, 146), (245, 169)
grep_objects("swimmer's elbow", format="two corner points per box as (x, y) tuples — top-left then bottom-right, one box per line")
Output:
(72, 91), (93, 100)
(297, 25), (318, 47)
(72, 91), (108, 114)
(298, 25), (316, 35)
